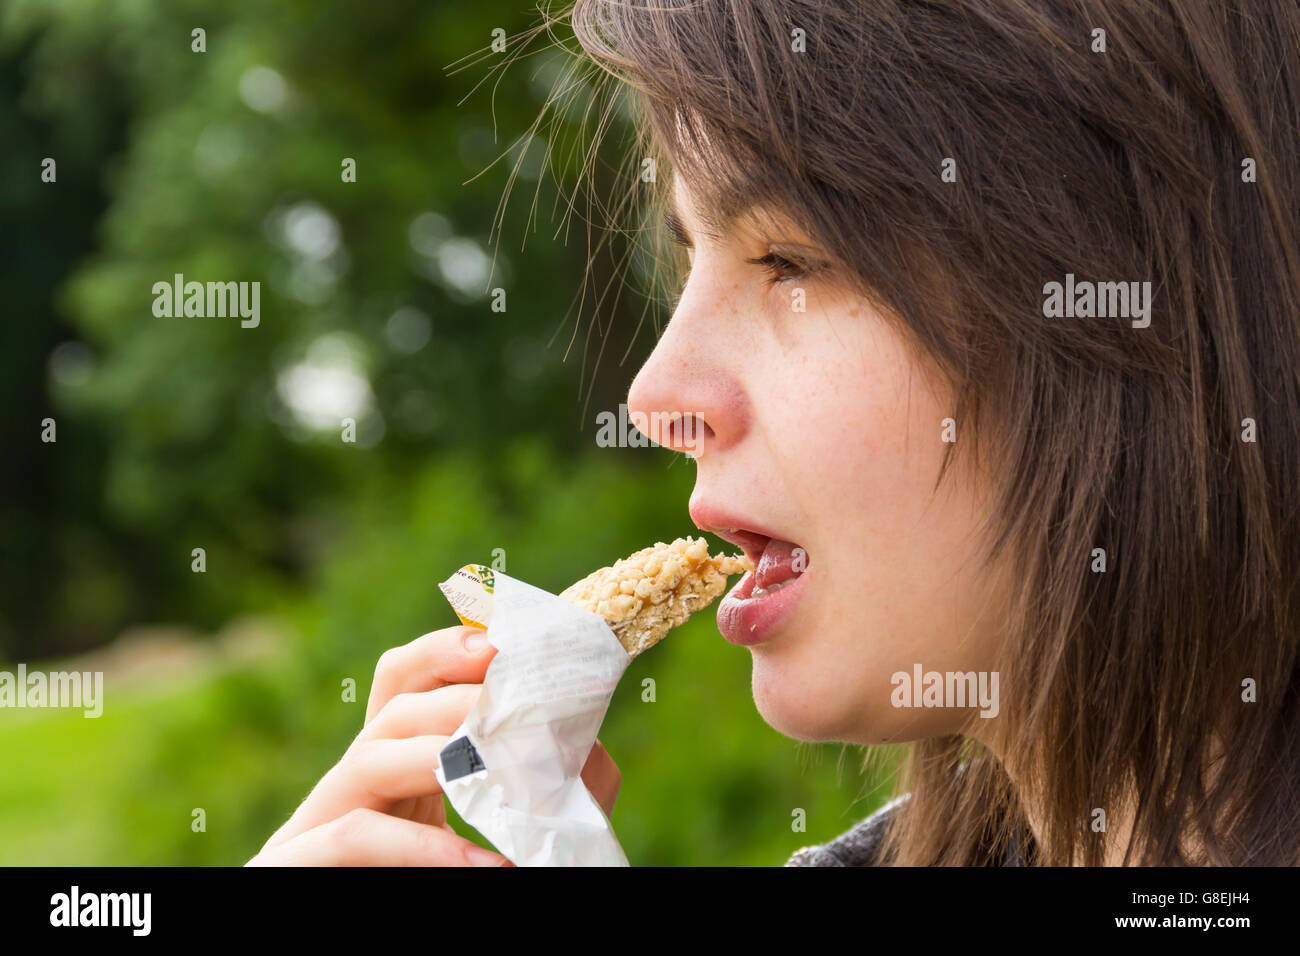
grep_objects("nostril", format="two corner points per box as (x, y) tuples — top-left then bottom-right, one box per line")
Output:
(675, 413), (712, 458)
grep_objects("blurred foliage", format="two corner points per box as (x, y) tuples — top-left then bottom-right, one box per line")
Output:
(0, 0), (891, 865)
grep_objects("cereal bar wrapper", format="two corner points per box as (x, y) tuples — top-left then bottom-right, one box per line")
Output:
(434, 565), (631, 866)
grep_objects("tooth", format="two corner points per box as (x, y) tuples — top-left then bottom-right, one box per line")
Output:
(752, 579), (791, 598)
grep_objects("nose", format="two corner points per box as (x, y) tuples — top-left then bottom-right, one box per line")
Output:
(624, 297), (748, 460)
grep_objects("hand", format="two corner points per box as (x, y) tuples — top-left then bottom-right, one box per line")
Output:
(247, 625), (621, 865)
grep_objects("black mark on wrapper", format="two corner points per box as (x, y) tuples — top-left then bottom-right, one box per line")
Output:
(440, 736), (486, 782)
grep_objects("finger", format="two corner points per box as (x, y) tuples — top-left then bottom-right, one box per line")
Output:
(366, 627), (497, 725)
(428, 794), (449, 829)
(384, 794), (445, 829)
(248, 808), (510, 867)
(407, 793), (445, 828)
(325, 738), (457, 827)
(343, 734), (452, 801)
(360, 684), (484, 742)
(274, 736), (450, 840)
(581, 738), (621, 818)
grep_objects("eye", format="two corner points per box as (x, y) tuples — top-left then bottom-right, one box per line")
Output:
(744, 250), (822, 286)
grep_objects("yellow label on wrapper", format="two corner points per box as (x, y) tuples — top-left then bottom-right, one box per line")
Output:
(438, 564), (496, 630)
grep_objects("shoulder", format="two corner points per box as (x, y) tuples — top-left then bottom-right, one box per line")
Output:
(784, 793), (910, 867)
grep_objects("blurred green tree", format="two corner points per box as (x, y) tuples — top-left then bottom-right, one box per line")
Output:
(2, 0), (658, 658)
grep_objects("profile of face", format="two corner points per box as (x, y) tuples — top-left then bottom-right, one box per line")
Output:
(626, 175), (1010, 746)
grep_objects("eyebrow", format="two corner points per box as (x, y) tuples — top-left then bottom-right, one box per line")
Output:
(664, 196), (833, 274)
(664, 191), (826, 258)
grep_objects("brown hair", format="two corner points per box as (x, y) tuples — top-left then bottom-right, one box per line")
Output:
(504, 0), (1300, 864)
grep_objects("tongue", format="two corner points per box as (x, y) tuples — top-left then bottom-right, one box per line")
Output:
(755, 538), (807, 591)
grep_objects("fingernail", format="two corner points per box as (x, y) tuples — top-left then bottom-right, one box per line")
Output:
(463, 630), (489, 653)
(465, 845), (509, 867)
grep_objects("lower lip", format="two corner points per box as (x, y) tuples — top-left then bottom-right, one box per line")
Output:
(716, 568), (810, 646)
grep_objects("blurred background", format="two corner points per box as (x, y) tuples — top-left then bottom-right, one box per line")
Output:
(0, 0), (889, 865)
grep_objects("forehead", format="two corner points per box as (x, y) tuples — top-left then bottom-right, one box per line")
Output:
(669, 174), (810, 244)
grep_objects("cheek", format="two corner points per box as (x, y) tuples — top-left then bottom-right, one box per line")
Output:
(756, 309), (998, 743)
(782, 310), (952, 547)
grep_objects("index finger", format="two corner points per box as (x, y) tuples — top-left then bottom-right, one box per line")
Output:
(365, 626), (498, 725)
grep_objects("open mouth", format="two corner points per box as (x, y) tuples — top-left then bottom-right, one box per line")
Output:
(709, 526), (811, 646)
(689, 501), (814, 645)
(709, 528), (810, 597)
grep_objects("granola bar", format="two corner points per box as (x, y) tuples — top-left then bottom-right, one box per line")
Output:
(559, 537), (752, 658)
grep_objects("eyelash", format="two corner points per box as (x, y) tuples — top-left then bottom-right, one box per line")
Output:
(666, 218), (824, 289)
(744, 251), (818, 286)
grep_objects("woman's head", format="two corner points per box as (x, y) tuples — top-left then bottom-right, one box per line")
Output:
(560, 0), (1300, 864)
(623, 172), (1010, 750)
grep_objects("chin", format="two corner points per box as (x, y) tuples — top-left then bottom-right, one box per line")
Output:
(750, 653), (951, 746)
(749, 656), (862, 743)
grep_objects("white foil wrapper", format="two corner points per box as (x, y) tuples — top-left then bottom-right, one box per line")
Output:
(434, 568), (632, 866)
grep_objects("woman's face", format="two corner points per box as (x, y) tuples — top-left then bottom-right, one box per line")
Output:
(626, 175), (1009, 745)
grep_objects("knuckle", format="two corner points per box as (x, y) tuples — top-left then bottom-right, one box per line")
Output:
(331, 807), (377, 845)
(342, 738), (377, 774)
(377, 691), (418, 722)
(372, 647), (400, 681)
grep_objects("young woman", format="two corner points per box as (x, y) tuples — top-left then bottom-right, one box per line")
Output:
(251, 0), (1300, 866)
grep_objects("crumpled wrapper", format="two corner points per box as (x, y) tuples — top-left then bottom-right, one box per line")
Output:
(433, 565), (631, 866)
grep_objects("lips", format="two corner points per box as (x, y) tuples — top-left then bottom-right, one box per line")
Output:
(707, 527), (771, 567)
(689, 502), (811, 645)
(696, 521), (809, 583)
